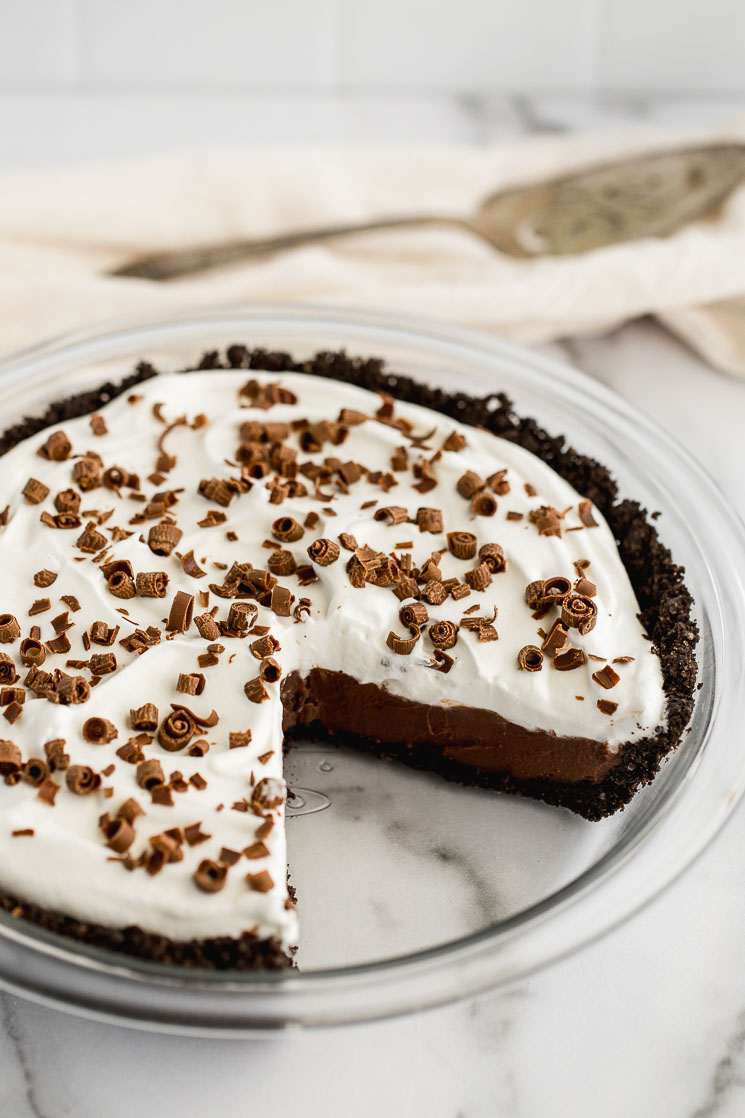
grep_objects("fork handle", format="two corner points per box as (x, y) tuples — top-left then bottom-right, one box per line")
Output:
(109, 214), (472, 281)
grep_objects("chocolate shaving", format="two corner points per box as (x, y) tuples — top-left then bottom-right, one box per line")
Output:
(178, 550), (206, 579)
(597, 699), (618, 715)
(416, 507), (443, 533)
(229, 729), (253, 749)
(442, 431), (467, 452)
(194, 613), (221, 641)
(89, 621), (119, 646)
(268, 549), (296, 576)
(456, 470), (484, 499)
(28, 599), (50, 616)
(246, 870), (274, 893)
(578, 500), (598, 528)
(33, 569), (57, 588)
(37, 778), (60, 805)
(554, 647), (586, 671)
(517, 645), (544, 672)
(44, 739), (69, 771)
(542, 619), (570, 655)
(592, 665), (621, 690)
(419, 580), (447, 606)
(529, 505), (564, 538)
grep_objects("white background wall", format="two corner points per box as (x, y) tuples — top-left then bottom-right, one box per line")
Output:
(2, 0), (745, 168)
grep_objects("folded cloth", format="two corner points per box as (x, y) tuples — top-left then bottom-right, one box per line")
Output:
(3, 121), (745, 374)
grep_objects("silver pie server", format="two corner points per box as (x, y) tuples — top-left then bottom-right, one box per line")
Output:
(110, 143), (745, 282)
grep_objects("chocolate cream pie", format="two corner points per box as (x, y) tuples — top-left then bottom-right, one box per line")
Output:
(0, 347), (697, 968)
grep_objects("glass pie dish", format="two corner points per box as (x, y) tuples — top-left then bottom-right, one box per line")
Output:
(0, 304), (742, 1034)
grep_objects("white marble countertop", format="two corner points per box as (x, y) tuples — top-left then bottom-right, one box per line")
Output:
(2, 95), (745, 1118)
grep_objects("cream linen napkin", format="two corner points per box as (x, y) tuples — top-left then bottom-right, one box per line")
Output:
(2, 122), (745, 373)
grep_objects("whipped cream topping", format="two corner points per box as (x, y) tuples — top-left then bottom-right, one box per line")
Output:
(0, 368), (666, 944)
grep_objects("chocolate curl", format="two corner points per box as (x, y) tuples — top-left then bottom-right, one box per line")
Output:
(386, 628), (420, 655)
(338, 532), (358, 551)
(136, 571), (169, 598)
(525, 580), (545, 609)
(89, 620), (120, 646)
(198, 477), (237, 507)
(107, 571), (136, 599)
(66, 764), (100, 795)
(476, 543), (504, 574)
(117, 798), (145, 824)
(72, 455), (102, 491)
(167, 591), (194, 633)
(44, 739), (69, 771)
(148, 521), (182, 556)
(177, 673), (206, 696)
(400, 602), (429, 629)
(541, 576), (572, 605)
(554, 647), (586, 671)
(529, 505), (563, 538)
(456, 470), (485, 499)
(442, 431), (467, 452)
(561, 595), (598, 635)
(428, 620), (459, 650)
(55, 488), (81, 513)
(0, 653), (19, 683)
(102, 817), (135, 853)
(373, 506), (409, 526)
(22, 478), (50, 505)
(517, 645), (544, 672)
(227, 602), (257, 633)
(272, 516), (304, 543)
(471, 491), (498, 517)
(0, 740), (21, 774)
(393, 576), (420, 601)
(76, 521), (107, 553)
(252, 776), (286, 811)
(447, 532), (477, 560)
(574, 576), (597, 598)
(89, 653), (117, 675)
(129, 703), (159, 732)
(259, 657), (282, 683)
(37, 430), (72, 461)
(293, 598), (312, 623)
(416, 508), (443, 533)
(0, 615), (21, 644)
(268, 549), (296, 576)
(194, 859), (228, 893)
(430, 648), (454, 673)
(244, 677), (269, 704)
(307, 538), (340, 566)
(250, 634), (280, 660)
(464, 563), (493, 592)
(420, 581), (447, 606)
(103, 465), (137, 490)
(136, 758), (165, 790)
(82, 717), (118, 745)
(157, 709), (195, 752)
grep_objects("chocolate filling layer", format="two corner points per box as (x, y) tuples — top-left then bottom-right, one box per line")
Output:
(282, 669), (618, 785)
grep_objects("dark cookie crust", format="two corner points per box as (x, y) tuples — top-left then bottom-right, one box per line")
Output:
(0, 344), (698, 966)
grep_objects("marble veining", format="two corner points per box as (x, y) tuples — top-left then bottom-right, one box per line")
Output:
(1, 96), (745, 1118)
